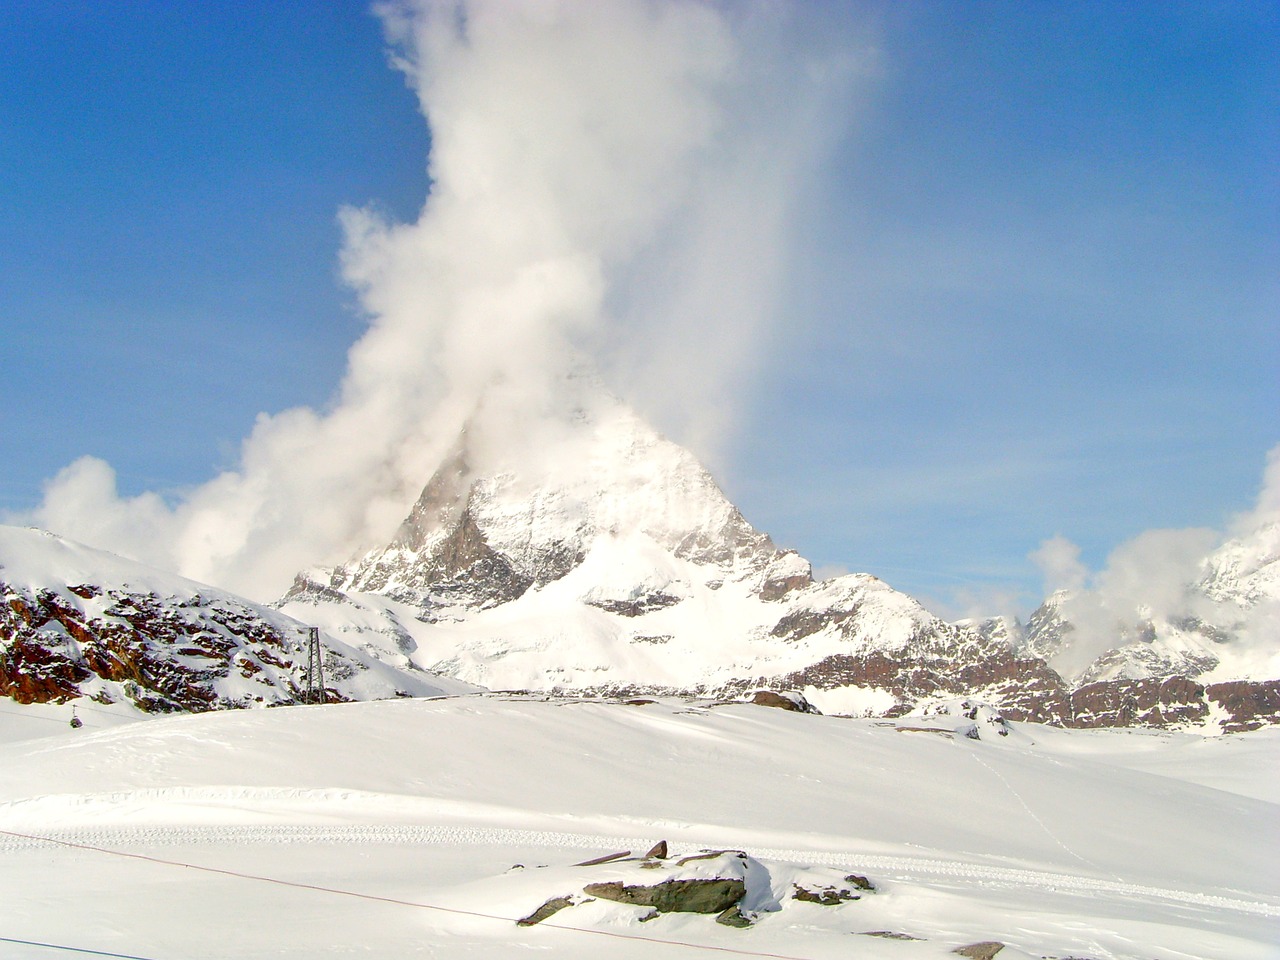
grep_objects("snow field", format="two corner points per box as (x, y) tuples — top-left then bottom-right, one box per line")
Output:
(0, 695), (1276, 959)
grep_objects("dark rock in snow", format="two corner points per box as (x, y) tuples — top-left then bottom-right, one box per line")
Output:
(643, 840), (669, 860)
(582, 877), (746, 915)
(750, 690), (819, 713)
(1068, 676), (1208, 728)
(715, 905), (753, 927)
(589, 593), (683, 617)
(954, 942), (1005, 959)
(864, 930), (923, 940)
(516, 895), (578, 926)
(574, 850), (630, 867)
(1205, 678), (1280, 732)
(791, 883), (860, 905)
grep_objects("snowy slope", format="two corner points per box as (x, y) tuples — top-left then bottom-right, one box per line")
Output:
(0, 695), (1274, 959)
(0, 525), (472, 712)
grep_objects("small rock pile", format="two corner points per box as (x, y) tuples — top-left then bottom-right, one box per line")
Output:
(518, 841), (863, 929)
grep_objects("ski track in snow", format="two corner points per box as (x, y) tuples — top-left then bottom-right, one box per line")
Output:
(2, 822), (1275, 919)
(964, 748), (1112, 879)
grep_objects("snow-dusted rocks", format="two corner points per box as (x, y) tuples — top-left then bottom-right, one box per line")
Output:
(899, 699), (1013, 740)
(510, 846), (870, 930)
(0, 526), (465, 712)
(748, 689), (820, 713)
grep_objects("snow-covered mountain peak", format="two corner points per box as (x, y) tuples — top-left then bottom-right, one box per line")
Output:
(1020, 589), (1075, 664)
(464, 400), (777, 569)
(1200, 519), (1280, 607)
(318, 398), (799, 615)
(1017, 512), (1280, 689)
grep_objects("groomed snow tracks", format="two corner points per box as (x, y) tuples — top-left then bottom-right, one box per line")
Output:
(2, 823), (1274, 919)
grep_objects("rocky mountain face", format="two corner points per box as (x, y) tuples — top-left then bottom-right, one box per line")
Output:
(279, 400), (1278, 733)
(0, 526), (467, 714)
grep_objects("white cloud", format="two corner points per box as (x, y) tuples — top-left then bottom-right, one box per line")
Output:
(1029, 534), (1088, 595)
(17, 0), (864, 600)
(1028, 442), (1280, 680)
(1231, 442), (1280, 535)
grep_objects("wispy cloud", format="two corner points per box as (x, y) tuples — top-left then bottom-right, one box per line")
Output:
(1029, 443), (1280, 679)
(17, 1), (866, 600)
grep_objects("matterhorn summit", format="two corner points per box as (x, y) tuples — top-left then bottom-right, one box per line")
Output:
(316, 397), (807, 618)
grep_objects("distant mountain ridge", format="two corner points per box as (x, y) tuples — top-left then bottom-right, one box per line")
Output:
(278, 398), (1278, 731)
(1016, 519), (1280, 688)
(5, 400), (1276, 732)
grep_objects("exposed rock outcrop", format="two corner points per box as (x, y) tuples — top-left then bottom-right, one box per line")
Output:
(505, 846), (876, 932)
(2, 577), (305, 711)
(0, 526), (463, 713)
(1205, 679), (1280, 732)
(749, 690), (819, 713)
(582, 877), (746, 915)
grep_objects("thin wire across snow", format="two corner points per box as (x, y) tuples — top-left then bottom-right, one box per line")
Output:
(0, 935), (163, 959)
(0, 828), (830, 960)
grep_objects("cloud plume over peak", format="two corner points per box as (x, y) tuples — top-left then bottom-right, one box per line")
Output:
(22, 0), (862, 600)
(1030, 442), (1280, 680)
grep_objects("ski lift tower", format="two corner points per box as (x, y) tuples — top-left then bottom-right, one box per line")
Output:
(305, 626), (326, 705)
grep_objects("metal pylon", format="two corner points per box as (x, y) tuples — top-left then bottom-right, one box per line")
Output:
(305, 626), (326, 705)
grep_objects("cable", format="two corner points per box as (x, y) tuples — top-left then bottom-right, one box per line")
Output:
(0, 698), (146, 726)
(0, 936), (161, 960)
(1, 828), (821, 960)
(0, 708), (72, 726)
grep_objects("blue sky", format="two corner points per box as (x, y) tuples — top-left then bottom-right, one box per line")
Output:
(2, 1), (1276, 614)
